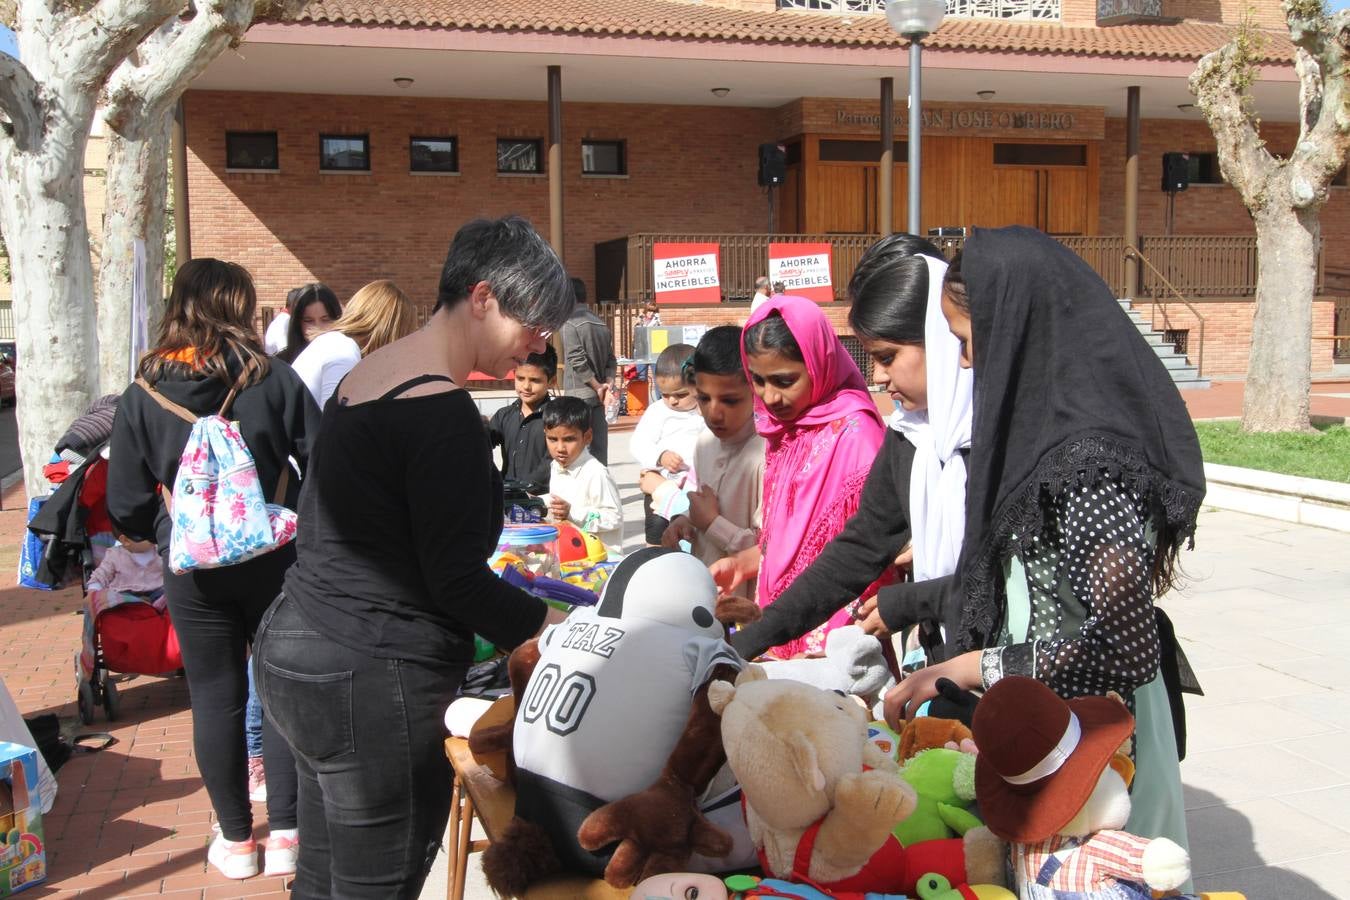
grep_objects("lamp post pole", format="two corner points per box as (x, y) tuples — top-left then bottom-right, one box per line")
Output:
(886, 0), (945, 237)
(907, 38), (923, 235)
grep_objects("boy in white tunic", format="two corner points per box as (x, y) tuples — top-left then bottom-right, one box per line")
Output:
(545, 396), (625, 555)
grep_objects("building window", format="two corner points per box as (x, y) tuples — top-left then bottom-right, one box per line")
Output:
(497, 138), (543, 174)
(410, 136), (458, 173)
(582, 140), (626, 176)
(993, 143), (1088, 166)
(320, 135), (370, 172)
(226, 132), (279, 171)
(818, 139), (908, 163)
(774, 0), (1060, 21)
(1185, 153), (1223, 185)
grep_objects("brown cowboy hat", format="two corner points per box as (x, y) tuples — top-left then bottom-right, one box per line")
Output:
(972, 676), (1134, 844)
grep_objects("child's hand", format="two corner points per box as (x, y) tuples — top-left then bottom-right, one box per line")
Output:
(661, 516), (697, 549)
(548, 496), (571, 522)
(710, 545), (761, 598)
(639, 470), (667, 496)
(657, 450), (687, 472)
(687, 485), (720, 530)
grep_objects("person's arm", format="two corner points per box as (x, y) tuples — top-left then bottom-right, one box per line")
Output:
(486, 406), (508, 451)
(288, 343), (326, 407)
(978, 483), (1161, 699)
(86, 550), (119, 592)
(318, 349), (359, 408)
(522, 447), (553, 490)
(730, 436), (913, 661)
(106, 389), (164, 543)
(875, 574), (957, 634)
(406, 407), (548, 650)
(565, 324), (598, 389)
(278, 363), (322, 479)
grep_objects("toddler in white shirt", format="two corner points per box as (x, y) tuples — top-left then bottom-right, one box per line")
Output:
(543, 397), (625, 556)
(88, 533), (165, 604)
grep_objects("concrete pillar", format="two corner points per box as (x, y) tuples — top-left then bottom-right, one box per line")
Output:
(879, 77), (894, 236)
(1124, 85), (1140, 299)
(548, 65), (563, 261)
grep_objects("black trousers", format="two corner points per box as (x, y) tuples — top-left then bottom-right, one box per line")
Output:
(161, 545), (299, 841)
(256, 594), (466, 899)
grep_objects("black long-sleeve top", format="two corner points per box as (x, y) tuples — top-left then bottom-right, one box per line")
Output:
(488, 397), (553, 489)
(730, 430), (956, 661)
(282, 387), (547, 667)
(108, 357), (320, 553)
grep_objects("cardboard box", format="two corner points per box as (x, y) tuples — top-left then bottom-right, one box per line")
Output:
(0, 743), (46, 896)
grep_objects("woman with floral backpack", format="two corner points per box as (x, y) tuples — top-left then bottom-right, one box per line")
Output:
(108, 258), (321, 880)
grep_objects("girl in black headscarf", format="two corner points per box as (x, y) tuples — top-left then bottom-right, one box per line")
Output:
(882, 226), (1205, 851)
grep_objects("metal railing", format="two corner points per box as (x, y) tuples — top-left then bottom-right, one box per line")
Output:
(597, 232), (1324, 305)
(1126, 245), (1206, 378)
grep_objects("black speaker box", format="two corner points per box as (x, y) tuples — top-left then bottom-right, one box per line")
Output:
(1162, 152), (1190, 192)
(758, 142), (786, 186)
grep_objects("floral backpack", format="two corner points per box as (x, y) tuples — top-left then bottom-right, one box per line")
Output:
(135, 362), (297, 574)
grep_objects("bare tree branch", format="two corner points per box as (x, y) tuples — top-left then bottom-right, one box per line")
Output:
(1190, 41), (1277, 211)
(53, 0), (185, 93)
(0, 50), (41, 151)
(1287, 7), (1350, 194)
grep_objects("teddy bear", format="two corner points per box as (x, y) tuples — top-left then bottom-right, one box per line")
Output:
(972, 676), (1245, 900)
(708, 667), (1006, 897)
(479, 548), (756, 895)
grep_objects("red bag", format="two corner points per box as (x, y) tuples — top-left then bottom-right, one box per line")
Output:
(97, 604), (183, 675)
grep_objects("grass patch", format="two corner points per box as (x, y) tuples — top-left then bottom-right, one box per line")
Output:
(1195, 422), (1350, 483)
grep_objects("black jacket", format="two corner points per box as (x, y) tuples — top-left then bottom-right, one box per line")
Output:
(107, 356), (321, 553)
(731, 429), (959, 661)
(488, 397), (552, 489)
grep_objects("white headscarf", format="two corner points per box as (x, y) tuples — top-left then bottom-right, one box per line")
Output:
(887, 253), (974, 583)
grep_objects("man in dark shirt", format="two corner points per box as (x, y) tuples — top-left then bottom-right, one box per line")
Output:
(559, 278), (616, 464)
(488, 346), (556, 490)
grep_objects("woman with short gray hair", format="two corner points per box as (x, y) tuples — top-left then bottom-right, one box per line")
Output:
(253, 216), (573, 897)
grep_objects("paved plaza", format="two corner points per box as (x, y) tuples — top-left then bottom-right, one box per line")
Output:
(0, 427), (1346, 898)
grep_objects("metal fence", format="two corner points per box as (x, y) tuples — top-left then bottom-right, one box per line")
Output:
(595, 232), (1323, 304)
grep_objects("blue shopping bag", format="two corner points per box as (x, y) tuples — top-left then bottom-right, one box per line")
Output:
(18, 497), (54, 590)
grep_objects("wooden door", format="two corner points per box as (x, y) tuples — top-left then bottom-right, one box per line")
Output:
(811, 165), (873, 234)
(1044, 168), (1088, 235)
(985, 169), (1041, 228)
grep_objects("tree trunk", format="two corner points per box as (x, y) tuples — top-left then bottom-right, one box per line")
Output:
(0, 147), (100, 496)
(1242, 205), (1317, 433)
(97, 109), (172, 395)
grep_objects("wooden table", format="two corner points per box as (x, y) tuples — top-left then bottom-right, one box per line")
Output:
(443, 736), (630, 900)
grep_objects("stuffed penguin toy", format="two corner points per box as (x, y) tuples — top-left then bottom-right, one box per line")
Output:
(485, 548), (756, 893)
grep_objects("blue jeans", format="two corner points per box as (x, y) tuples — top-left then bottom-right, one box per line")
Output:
(245, 663), (264, 758)
(255, 594), (466, 899)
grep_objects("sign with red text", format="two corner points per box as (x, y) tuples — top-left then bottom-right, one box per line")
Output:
(653, 243), (721, 304)
(768, 243), (833, 303)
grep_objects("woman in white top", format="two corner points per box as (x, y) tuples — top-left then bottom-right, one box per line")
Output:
(292, 280), (419, 408)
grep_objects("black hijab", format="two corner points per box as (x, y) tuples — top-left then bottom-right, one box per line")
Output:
(951, 226), (1205, 652)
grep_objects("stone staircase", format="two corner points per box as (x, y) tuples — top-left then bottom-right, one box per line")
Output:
(1119, 299), (1210, 390)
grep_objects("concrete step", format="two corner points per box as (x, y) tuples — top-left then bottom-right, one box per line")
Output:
(1119, 298), (1206, 389)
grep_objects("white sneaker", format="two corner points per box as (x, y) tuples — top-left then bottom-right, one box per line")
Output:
(208, 825), (259, 879)
(263, 831), (299, 876)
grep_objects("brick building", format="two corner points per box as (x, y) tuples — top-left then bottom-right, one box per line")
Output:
(179, 0), (1346, 378)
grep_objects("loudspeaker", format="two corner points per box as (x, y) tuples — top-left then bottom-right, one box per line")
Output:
(758, 142), (786, 186)
(1162, 152), (1190, 193)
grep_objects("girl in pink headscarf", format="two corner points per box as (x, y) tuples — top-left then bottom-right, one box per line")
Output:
(739, 295), (888, 658)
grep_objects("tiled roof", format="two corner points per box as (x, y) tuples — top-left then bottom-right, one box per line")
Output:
(297, 0), (1295, 62)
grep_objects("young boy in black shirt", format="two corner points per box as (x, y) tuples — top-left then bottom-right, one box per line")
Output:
(489, 346), (557, 490)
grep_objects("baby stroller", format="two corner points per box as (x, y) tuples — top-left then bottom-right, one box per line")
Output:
(27, 399), (183, 724)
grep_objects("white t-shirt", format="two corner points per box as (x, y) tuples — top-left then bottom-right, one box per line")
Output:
(630, 402), (707, 473)
(264, 311), (291, 356)
(750, 291), (770, 314)
(291, 330), (362, 408)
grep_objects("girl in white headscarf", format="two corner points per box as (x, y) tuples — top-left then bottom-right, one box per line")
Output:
(726, 234), (973, 661)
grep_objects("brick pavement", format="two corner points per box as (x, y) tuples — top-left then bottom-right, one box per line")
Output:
(0, 481), (291, 898)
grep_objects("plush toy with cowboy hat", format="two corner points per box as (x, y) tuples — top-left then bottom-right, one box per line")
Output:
(973, 676), (1242, 900)
(480, 548), (756, 894)
(708, 667), (1006, 897)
